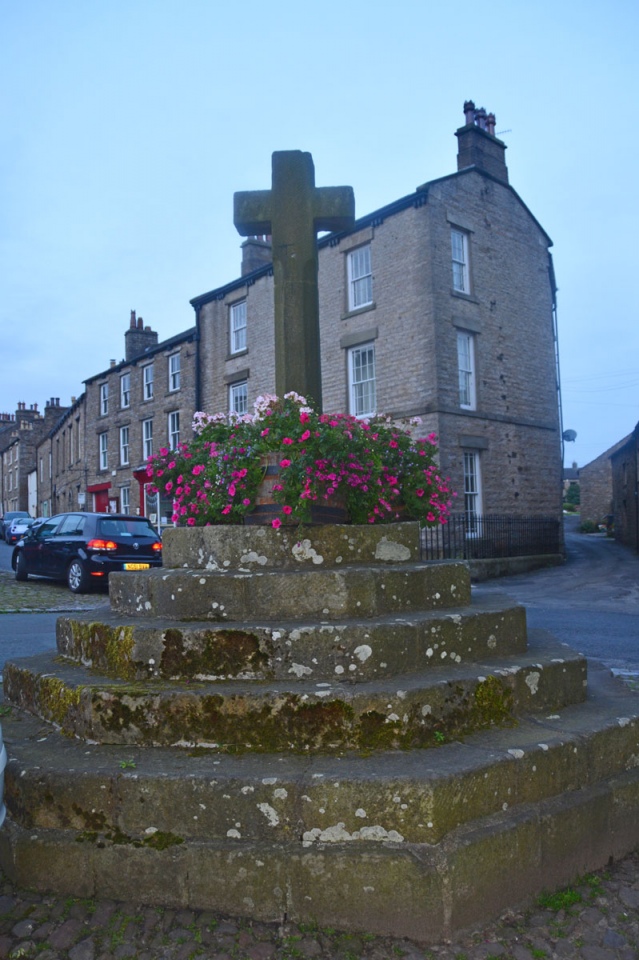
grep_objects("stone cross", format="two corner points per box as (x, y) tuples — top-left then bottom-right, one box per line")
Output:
(234, 151), (355, 409)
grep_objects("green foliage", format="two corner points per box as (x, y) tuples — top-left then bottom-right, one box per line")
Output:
(564, 483), (580, 506)
(579, 519), (598, 533)
(537, 886), (582, 911)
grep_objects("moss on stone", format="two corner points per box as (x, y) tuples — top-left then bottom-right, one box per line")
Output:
(160, 628), (270, 679)
(38, 677), (82, 730)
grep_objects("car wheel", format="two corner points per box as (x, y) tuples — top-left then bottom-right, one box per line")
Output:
(67, 559), (90, 594)
(15, 552), (28, 582)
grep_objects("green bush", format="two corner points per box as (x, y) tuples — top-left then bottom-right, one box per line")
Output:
(579, 519), (598, 534)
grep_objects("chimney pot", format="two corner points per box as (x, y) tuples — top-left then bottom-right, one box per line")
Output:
(486, 112), (496, 136)
(130, 310), (137, 330)
(137, 316), (143, 330)
(110, 359), (116, 368)
(463, 100), (476, 124)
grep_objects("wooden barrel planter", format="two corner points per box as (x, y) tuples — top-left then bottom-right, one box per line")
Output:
(244, 452), (349, 526)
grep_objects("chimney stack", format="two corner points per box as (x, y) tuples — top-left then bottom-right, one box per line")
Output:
(241, 236), (272, 276)
(124, 310), (159, 361)
(456, 101), (508, 183)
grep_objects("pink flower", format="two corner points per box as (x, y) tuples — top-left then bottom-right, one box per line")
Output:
(261, 428), (270, 437)
(159, 447), (168, 457)
(416, 489), (424, 498)
(165, 481), (173, 493)
(242, 498), (251, 506)
(272, 518), (282, 529)
(282, 505), (293, 515)
(222, 505), (232, 515)
(282, 437), (293, 445)
(228, 483), (236, 497)
(300, 412), (310, 424)
(186, 517), (196, 526)
(192, 464), (205, 475)
(280, 459), (291, 469)
(300, 430), (311, 442)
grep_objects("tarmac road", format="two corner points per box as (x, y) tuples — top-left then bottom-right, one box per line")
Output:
(473, 514), (639, 679)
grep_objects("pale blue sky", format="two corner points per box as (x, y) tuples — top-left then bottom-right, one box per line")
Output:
(1, 0), (637, 468)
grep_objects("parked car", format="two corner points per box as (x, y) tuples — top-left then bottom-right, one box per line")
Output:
(12, 513), (163, 593)
(5, 516), (36, 546)
(0, 511), (30, 541)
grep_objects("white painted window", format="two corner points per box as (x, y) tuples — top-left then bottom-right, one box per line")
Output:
(463, 451), (482, 534)
(121, 486), (130, 514)
(348, 343), (376, 418)
(99, 383), (109, 416)
(121, 373), (130, 408)
(39, 457), (43, 482)
(457, 332), (476, 409)
(347, 246), (373, 311)
(229, 381), (248, 416)
(143, 364), (154, 400)
(143, 419), (153, 460)
(451, 229), (469, 294)
(119, 426), (129, 466)
(168, 411), (180, 450)
(230, 301), (247, 354)
(169, 353), (180, 391)
(99, 433), (108, 471)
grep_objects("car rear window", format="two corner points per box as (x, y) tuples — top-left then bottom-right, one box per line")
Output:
(97, 518), (158, 538)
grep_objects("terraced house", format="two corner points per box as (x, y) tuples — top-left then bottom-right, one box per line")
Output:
(80, 312), (197, 521)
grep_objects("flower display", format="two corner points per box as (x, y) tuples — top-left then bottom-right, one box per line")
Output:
(146, 392), (455, 527)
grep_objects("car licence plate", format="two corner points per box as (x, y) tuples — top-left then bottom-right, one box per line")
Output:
(124, 563), (151, 571)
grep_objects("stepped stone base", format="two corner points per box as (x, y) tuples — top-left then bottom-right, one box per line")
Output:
(1, 523), (638, 940)
(1, 664), (638, 940)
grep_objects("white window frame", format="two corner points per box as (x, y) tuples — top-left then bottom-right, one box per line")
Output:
(120, 486), (130, 514)
(143, 364), (154, 400)
(230, 301), (247, 354)
(121, 373), (130, 408)
(457, 331), (476, 410)
(143, 418), (153, 460)
(348, 343), (376, 418)
(168, 353), (181, 392)
(119, 425), (130, 466)
(229, 381), (248, 416)
(99, 383), (109, 416)
(451, 229), (470, 294)
(347, 246), (373, 311)
(463, 450), (483, 535)
(99, 432), (108, 471)
(168, 411), (180, 450)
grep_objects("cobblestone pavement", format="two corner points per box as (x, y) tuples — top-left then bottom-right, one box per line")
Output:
(0, 571), (106, 614)
(0, 852), (637, 960)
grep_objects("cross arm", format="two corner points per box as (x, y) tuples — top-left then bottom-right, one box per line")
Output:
(234, 190), (273, 237)
(313, 186), (355, 233)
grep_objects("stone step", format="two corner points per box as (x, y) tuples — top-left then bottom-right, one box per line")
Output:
(1, 662), (638, 941)
(108, 561), (471, 622)
(161, 522), (422, 571)
(56, 593), (528, 682)
(3, 632), (586, 751)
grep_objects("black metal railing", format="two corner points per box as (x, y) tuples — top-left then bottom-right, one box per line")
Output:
(421, 515), (562, 561)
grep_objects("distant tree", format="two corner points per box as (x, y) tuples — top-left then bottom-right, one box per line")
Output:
(564, 483), (580, 507)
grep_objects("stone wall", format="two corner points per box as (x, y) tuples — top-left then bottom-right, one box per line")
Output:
(610, 426), (639, 549)
(580, 437), (630, 526)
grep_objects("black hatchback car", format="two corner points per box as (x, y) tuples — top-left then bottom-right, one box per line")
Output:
(12, 513), (162, 593)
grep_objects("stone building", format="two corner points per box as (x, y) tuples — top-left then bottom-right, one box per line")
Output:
(1, 401), (69, 517)
(191, 102), (563, 522)
(579, 436), (630, 528)
(81, 312), (197, 519)
(36, 395), (86, 518)
(610, 424), (639, 550)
